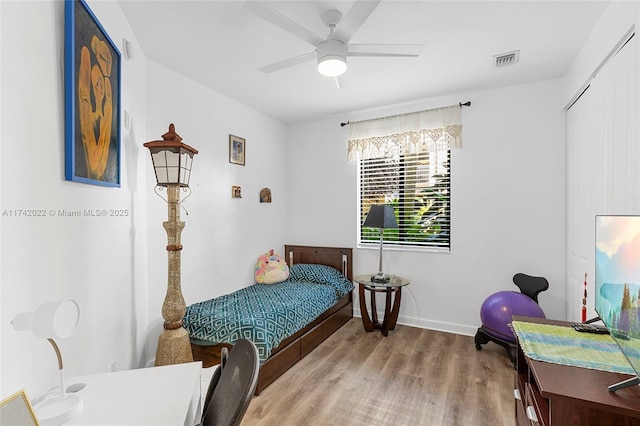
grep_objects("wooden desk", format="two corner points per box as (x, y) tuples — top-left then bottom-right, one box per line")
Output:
(513, 316), (640, 425)
(65, 361), (202, 426)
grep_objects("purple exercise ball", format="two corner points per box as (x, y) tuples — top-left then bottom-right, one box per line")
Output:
(480, 291), (545, 342)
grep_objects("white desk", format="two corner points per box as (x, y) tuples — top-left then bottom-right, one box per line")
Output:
(65, 361), (202, 426)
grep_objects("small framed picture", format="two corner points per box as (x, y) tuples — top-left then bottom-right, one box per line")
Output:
(1, 389), (40, 425)
(229, 135), (246, 166)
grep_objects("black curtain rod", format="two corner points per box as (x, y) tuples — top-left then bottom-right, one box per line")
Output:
(340, 101), (471, 127)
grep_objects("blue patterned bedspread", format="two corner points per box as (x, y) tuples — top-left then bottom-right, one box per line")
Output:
(184, 264), (353, 363)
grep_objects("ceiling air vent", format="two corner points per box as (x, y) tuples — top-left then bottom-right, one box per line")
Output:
(494, 50), (520, 67)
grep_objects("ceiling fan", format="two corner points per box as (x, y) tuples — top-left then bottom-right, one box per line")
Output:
(245, 0), (424, 82)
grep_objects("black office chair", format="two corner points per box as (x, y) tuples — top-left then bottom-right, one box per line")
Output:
(201, 339), (260, 426)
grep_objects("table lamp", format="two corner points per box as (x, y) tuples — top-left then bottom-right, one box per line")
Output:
(11, 299), (82, 425)
(363, 205), (398, 283)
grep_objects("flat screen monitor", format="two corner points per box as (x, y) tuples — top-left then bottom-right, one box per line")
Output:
(595, 215), (640, 391)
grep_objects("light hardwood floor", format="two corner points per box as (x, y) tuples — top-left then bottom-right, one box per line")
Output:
(242, 318), (515, 426)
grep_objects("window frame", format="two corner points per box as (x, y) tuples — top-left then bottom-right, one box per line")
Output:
(357, 149), (452, 253)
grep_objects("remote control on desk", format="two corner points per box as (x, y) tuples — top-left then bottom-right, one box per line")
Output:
(572, 323), (610, 334)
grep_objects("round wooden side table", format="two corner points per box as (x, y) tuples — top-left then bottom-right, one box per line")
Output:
(354, 274), (410, 336)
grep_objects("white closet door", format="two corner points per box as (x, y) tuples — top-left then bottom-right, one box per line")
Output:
(566, 82), (605, 321)
(566, 34), (638, 321)
(605, 36), (639, 212)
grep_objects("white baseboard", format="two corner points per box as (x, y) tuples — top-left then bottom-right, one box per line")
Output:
(353, 308), (478, 337)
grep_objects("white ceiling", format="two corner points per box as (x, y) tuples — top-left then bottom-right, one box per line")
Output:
(118, 0), (611, 124)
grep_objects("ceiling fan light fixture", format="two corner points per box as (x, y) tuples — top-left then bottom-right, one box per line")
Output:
(318, 57), (347, 77)
(317, 39), (347, 77)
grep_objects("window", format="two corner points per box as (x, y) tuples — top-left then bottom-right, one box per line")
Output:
(359, 147), (451, 251)
(349, 103), (464, 251)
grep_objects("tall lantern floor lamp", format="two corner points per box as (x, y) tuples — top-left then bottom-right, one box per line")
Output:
(363, 205), (398, 283)
(144, 124), (198, 366)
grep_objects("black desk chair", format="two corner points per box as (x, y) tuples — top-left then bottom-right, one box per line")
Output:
(201, 339), (260, 426)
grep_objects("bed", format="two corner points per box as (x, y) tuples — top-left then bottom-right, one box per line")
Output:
(185, 245), (353, 395)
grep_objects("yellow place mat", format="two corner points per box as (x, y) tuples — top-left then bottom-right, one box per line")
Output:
(511, 321), (634, 374)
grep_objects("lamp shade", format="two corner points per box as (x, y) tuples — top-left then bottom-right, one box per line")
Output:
(143, 124), (198, 187)
(11, 299), (80, 339)
(363, 205), (398, 229)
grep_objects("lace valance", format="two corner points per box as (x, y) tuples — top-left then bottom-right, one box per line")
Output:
(347, 105), (463, 161)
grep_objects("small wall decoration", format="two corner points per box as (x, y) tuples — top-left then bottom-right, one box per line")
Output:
(64, 0), (121, 187)
(260, 188), (272, 203)
(229, 135), (246, 166)
(0, 389), (39, 426)
(232, 186), (242, 198)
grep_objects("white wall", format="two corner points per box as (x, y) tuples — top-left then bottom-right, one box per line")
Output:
(0, 0), (288, 400)
(1, 0), (148, 397)
(287, 78), (567, 335)
(0, 0), (4, 398)
(142, 63), (289, 355)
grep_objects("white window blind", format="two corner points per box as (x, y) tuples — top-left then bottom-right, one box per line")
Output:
(359, 148), (451, 250)
(352, 104), (463, 251)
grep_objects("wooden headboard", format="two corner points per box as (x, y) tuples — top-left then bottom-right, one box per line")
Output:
(284, 245), (353, 281)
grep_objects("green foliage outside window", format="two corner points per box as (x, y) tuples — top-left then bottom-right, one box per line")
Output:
(360, 151), (450, 250)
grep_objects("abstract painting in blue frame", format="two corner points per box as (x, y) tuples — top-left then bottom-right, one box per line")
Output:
(64, 0), (121, 187)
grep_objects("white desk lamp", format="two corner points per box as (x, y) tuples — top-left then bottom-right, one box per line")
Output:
(11, 299), (82, 425)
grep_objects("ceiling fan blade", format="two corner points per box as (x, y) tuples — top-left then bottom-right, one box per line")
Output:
(331, 0), (381, 43)
(334, 75), (348, 90)
(244, 0), (325, 47)
(258, 51), (316, 73)
(348, 43), (425, 57)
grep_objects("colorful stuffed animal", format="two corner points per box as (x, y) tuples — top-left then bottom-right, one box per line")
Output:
(255, 249), (289, 284)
